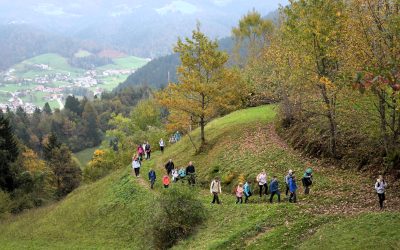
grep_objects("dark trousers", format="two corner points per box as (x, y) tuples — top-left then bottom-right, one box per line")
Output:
(164, 184), (169, 188)
(285, 184), (290, 196)
(259, 183), (268, 197)
(134, 168), (140, 177)
(150, 179), (155, 189)
(378, 193), (385, 209)
(212, 192), (220, 204)
(146, 151), (151, 159)
(236, 196), (243, 204)
(160, 146), (164, 153)
(188, 174), (195, 186)
(270, 191), (281, 203)
(304, 185), (310, 195)
(245, 195), (250, 203)
(289, 191), (297, 203)
(166, 168), (172, 175)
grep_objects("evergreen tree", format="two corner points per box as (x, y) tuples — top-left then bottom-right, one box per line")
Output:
(42, 102), (52, 114)
(0, 116), (19, 191)
(82, 102), (101, 146)
(43, 133), (61, 161)
(64, 95), (81, 115)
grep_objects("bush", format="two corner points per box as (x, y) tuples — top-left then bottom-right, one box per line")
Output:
(152, 187), (206, 249)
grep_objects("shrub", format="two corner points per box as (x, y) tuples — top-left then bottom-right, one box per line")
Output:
(152, 187), (206, 249)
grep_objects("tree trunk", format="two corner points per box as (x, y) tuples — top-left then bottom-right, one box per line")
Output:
(319, 84), (338, 158)
(200, 117), (205, 144)
(377, 91), (389, 155)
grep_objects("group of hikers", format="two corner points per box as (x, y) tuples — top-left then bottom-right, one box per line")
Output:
(132, 137), (389, 210)
(210, 168), (313, 205)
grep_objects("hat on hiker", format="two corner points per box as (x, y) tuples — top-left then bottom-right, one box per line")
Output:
(289, 169), (293, 174)
(306, 168), (313, 174)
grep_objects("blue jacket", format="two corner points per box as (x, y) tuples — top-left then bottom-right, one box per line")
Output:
(148, 170), (156, 181)
(243, 182), (251, 196)
(288, 177), (297, 192)
(269, 179), (279, 192)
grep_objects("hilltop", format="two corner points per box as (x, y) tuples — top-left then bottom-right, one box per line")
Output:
(0, 105), (399, 249)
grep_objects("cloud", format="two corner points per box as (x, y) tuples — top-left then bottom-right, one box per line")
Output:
(156, 1), (198, 15)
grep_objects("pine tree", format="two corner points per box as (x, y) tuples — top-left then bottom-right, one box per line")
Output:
(0, 115), (19, 191)
(64, 95), (81, 114)
(42, 102), (52, 114)
(43, 133), (61, 161)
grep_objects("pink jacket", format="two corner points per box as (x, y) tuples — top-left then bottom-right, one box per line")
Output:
(236, 186), (244, 197)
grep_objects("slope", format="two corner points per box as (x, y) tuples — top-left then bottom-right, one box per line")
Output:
(0, 105), (399, 249)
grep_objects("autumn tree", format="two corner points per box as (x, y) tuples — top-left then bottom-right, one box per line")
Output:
(232, 10), (274, 65)
(157, 26), (245, 148)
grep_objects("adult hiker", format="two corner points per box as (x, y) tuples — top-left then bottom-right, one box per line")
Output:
(235, 183), (244, 204)
(375, 175), (387, 210)
(302, 168), (313, 195)
(159, 138), (165, 153)
(186, 161), (196, 186)
(285, 170), (293, 197)
(243, 180), (252, 203)
(174, 131), (181, 142)
(163, 174), (170, 188)
(256, 170), (268, 198)
(165, 159), (175, 175)
(145, 141), (151, 160)
(288, 175), (298, 203)
(132, 156), (141, 177)
(148, 169), (156, 189)
(142, 142), (147, 159)
(137, 144), (144, 161)
(210, 177), (222, 204)
(269, 176), (281, 203)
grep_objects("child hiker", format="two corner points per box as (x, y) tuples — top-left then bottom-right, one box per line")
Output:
(243, 180), (252, 203)
(163, 174), (170, 188)
(302, 168), (313, 195)
(210, 177), (222, 204)
(289, 174), (297, 203)
(148, 169), (156, 189)
(269, 176), (281, 203)
(375, 175), (387, 210)
(236, 183), (244, 204)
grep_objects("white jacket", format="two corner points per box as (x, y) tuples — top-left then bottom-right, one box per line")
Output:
(375, 180), (387, 194)
(210, 180), (222, 194)
(132, 160), (141, 169)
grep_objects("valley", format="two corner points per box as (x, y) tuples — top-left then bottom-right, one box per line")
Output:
(0, 52), (149, 112)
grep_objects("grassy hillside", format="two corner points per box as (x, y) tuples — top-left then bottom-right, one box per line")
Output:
(0, 105), (398, 249)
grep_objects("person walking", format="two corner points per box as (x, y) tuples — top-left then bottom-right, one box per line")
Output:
(165, 159), (175, 175)
(269, 176), (281, 203)
(375, 175), (387, 210)
(145, 142), (151, 160)
(285, 170), (293, 197)
(148, 169), (156, 189)
(142, 142), (147, 159)
(289, 175), (297, 203)
(210, 177), (222, 204)
(302, 168), (313, 195)
(235, 183), (244, 204)
(159, 138), (165, 153)
(137, 145), (144, 161)
(132, 156), (141, 177)
(186, 161), (196, 186)
(178, 167), (186, 183)
(243, 180), (252, 203)
(163, 174), (170, 188)
(256, 170), (268, 198)
(171, 168), (179, 182)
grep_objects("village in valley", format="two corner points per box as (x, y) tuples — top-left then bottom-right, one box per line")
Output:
(0, 53), (148, 113)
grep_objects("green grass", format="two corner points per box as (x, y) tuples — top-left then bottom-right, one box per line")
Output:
(73, 146), (99, 169)
(300, 212), (400, 250)
(98, 56), (149, 70)
(0, 105), (398, 249)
